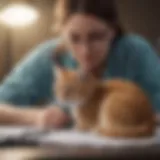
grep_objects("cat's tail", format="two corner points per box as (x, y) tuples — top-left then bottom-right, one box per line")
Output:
(97, 122), (155, 138)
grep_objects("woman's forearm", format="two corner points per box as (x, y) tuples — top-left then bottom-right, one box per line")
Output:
(0, 104), (70, 128)
(0, 104), (43, 126)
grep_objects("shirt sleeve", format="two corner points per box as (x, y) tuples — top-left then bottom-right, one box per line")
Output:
(0, 40), (57, 106)
(128, 37), (160, 112)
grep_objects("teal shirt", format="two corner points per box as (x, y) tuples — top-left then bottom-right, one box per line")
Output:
(0, 34), (160, 112)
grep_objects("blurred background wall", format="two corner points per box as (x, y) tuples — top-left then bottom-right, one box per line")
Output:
(0, 0), (160, 80)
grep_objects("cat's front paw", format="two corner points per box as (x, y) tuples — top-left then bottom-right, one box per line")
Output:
(92, 126), (101, 134)
(74, 124), (89, 132)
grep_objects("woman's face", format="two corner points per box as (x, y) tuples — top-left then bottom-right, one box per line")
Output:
(62, 14), (115, 71)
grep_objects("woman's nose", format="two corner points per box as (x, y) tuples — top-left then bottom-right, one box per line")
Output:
(80, 43), (91, 56)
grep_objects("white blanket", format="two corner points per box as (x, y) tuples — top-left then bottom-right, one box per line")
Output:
(0, 126), (159, 148)
(41, 128), (160, 148)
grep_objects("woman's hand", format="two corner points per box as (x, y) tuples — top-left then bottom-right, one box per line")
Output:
(35, 106), (70, 129)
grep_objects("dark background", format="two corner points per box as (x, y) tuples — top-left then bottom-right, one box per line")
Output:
(0, 0), (160, 80)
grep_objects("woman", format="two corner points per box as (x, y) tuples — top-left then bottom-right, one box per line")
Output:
(0, 0), (159, 128)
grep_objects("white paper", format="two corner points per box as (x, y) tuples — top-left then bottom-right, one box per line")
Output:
(41, 128), (160, 148)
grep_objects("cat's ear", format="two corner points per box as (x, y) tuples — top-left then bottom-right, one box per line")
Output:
(52, 42), (66, 79)
(51, 40), (67, 67)
(54, 66), (66, 80)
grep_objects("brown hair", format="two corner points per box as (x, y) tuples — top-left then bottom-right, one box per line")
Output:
(53, 0), (124, 37)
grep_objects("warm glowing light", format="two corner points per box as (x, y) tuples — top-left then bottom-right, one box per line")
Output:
(0, 4), (38, 27)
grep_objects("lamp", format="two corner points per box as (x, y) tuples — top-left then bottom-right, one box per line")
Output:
(0, 3), (39, 73)
(0, 4), (38, 27)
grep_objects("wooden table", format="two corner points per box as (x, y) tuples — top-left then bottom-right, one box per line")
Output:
(0, 144), (160, 160)
(0, 122), (160, 160)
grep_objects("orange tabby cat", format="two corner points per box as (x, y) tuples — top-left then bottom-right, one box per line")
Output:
(52, 41), (155, 138)
(54, 67), (155, 138)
